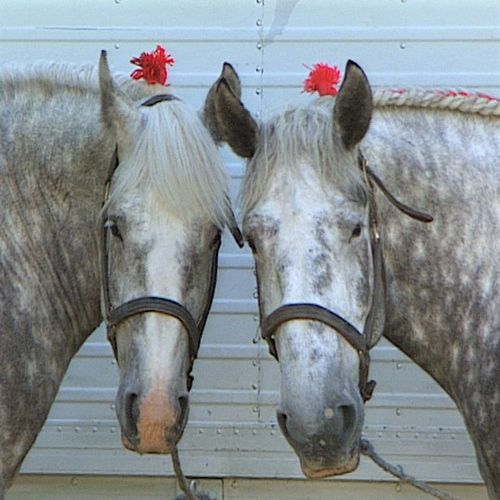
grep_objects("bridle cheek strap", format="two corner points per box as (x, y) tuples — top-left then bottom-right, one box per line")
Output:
(106, 297), (200, 366)
(257, 154), (431, 405)
(101, 202), (221, 388)
(103, 235), (220, 368)
(260, 304), (378, 403)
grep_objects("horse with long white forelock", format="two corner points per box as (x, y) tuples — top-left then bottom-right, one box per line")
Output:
(206, 61), (500, 498)
(0, 53), (242, 497)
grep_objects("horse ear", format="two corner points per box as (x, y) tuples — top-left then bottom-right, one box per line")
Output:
(219, 62), (242, 98)
(98, 50), (141, 135)
(203, 62), (257, 158)
(333, 60), (373, 150)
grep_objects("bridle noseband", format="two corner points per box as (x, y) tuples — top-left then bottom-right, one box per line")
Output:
(100, 93), (241, 387)
(259, 153), (433, 402)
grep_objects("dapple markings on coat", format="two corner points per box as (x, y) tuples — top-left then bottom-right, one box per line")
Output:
(0, 55), (236, 496)
(205, 61), (499, 498)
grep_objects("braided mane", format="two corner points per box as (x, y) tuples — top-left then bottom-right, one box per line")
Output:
(373, 88), (500, 116)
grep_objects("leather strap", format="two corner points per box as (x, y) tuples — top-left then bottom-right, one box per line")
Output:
(141, 94), (179, 107)
(106, 297), (199, 364)
(261, 303), (367, 353)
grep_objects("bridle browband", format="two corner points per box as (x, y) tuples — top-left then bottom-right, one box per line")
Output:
(100, 93), (242, 387)
(259, 152), (433, 402)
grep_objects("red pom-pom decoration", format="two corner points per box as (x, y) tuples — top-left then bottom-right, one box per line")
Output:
(130, 45), (175, 86)
(303, 63), (341, 96)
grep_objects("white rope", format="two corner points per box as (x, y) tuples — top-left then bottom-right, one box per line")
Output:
(373, 88), (500, 116)
(361, 439), (458, 500)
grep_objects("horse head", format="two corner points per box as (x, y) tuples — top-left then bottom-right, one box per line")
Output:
(205, 60), (381, 476)
(98, 53), (242, 455)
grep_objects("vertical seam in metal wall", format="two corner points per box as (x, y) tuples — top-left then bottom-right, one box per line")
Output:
(255, 0), (266, 424)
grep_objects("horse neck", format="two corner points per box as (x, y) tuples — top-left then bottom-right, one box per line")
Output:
(0, 89), (114, 378)
(364, 107), (500, 394)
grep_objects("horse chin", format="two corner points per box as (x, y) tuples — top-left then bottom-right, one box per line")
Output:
(121, 433), (179, 455)
(300, 448), (360, 479)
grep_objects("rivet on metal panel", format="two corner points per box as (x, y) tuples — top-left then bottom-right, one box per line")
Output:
(378, 432), (382, 438)
(252, 360), (258, 367)
(256, 42), (263, 50)
(395, 432), (400, 438)
(401, 0), (407, 3)
(198, 428), (204, 434)
(396, 408), (401, 416)
(256, 19), (263, 27)
(231, 479), (238, 488)
(415, 432), (419, 438)
(253, 314), (259, 322)
(451, 434), (455, 440)
(114, 0), (120, 4)
(255, 111), (261, 118)
(252, 429), (257, 435)
(92, 426), (98, 432)
(252, 383), (258, 390)
(110, 403), (116, 410)
(433, 433), (437, 439)
(400, 43), (406, 49)
(110, 427), (116, 433)
(252, 290), (259, 299)
(233, 428), (239, 435)
(57, 426), (62, 432)
(217, 428), (222, 435)
(396, 362), (402, 369)
(256, 0), (262, 4)
(256, 88), (261, 95)
(71, 477), (79, 487)
(252, 406), (258, 413)
(270, 429), (276, 436)
(255, 66), (263, 73)
(74, 426), (80, 432)
(114, 44), (120, 50)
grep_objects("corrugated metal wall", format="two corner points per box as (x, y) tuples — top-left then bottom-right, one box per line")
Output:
(2, 0), (498, 493)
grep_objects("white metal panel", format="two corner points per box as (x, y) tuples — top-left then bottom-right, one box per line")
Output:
(1, 0), (498, 490)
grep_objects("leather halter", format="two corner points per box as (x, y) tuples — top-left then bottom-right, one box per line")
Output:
(258, 153), (432, 402)
(100, 93), (229, 382)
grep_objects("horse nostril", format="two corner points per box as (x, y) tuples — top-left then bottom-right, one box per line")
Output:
(338, 404), (356, 434)
(124, 391), (139, 435)
(277, 411), (289, 437)
(178, 394), (189, 421)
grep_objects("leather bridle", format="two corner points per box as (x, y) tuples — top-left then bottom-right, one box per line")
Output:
(100, 94), (243, 387)
(258, 153), (433, 402)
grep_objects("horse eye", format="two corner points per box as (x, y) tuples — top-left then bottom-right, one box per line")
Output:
(350, 223), (362, 240)
(105, 220), (123, 241)
(111, 225), (122, 240)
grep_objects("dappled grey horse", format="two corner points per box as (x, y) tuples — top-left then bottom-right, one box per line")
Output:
(205, 61), (500, 497)
(0, 53), (242, 496)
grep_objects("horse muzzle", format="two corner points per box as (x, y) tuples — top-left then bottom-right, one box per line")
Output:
(117, 386), (189, 454)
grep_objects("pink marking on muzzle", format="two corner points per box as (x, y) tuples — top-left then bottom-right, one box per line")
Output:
(135, 390), (179, 454)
